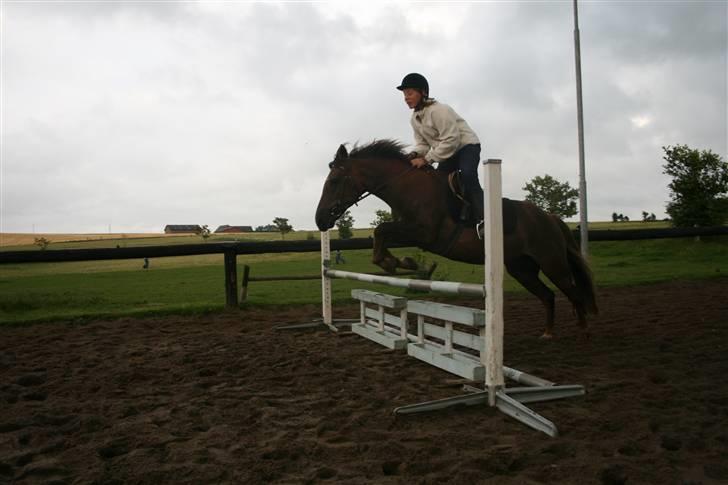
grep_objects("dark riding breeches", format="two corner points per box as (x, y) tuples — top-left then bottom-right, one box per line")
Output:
(436, 143), (484, 221)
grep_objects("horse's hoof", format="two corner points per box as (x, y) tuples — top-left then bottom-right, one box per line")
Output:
(539, 333), (553, 340)
(378, 259), (398, 274)
(399, 257), (419, 271)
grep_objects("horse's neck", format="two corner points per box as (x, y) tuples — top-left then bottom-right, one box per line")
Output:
(362, 160), (444, 215)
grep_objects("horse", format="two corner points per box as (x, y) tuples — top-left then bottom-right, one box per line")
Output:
(315, 140), (598, 338)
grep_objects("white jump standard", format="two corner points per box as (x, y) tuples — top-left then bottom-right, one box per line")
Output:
(320, 159), (585, 437)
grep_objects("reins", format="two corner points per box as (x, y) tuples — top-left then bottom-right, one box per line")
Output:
(327, 162), (416, 220)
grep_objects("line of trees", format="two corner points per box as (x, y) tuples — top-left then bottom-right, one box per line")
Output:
(520, 144), (727, 227)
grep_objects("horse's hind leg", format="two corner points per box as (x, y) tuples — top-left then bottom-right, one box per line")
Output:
(506, 256), (556, 339)
(537, 255), (590, 336)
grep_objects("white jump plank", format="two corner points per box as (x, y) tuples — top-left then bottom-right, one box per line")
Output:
(408, 300), (485, 327)
(352, 289), (407, 309)
(364, 307), (406, 331)
(419, 321), (483, 352)
(407, 342), (485, 381)
(352, 324), (408, 350)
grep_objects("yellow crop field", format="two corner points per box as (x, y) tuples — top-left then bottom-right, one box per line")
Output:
(0, 233), (181, 247)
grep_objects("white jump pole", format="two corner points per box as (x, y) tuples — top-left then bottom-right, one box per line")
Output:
(321, 231), (334, 330)
(482, 159), (505, 405)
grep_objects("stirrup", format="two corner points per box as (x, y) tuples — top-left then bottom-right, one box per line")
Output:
(476, 220), (484, 239)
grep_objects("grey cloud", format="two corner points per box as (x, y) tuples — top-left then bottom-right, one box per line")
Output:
(1, 2), (725, 233)
(585, 1), (727, 62)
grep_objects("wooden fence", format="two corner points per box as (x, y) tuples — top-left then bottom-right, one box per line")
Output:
(1, 226), (725, 308)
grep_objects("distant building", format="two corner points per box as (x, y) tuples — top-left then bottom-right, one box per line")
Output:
(214, 225), (254, 233)
(164, 225), (202, 234)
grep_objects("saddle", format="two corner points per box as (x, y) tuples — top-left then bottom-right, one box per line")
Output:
(445, 171), (517, 234)
(446, 172), (474, 223)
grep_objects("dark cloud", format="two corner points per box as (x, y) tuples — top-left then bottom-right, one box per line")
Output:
(585, 1), (727, 62)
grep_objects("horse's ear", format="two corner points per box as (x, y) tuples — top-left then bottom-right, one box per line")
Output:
(335, 144), (348, 161)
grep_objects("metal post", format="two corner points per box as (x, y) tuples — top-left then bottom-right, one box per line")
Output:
(573, 0), (589, 258)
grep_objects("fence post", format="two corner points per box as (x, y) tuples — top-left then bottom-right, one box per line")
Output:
(240, 265), (250, 302)
(224, 249), (238, 308)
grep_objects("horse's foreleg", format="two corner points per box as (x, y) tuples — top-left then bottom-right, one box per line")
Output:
(372, 222), (421, 274)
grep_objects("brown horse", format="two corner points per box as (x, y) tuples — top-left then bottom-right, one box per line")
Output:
(315, 140), (598, 338)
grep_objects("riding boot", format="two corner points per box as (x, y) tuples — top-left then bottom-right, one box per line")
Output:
(467, 190), (485, 239)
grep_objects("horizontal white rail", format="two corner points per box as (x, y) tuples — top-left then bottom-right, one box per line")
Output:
(324, 268), (484, 297)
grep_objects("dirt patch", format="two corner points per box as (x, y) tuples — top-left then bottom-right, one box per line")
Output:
(1, 279), (727, 484)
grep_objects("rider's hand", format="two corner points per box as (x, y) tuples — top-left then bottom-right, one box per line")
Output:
(410, 157), (429, 168)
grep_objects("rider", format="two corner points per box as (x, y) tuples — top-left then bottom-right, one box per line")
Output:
(397, 72), (484, 235)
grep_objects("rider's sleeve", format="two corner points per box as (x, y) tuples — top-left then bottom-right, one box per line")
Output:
(411, 119), (430, 158)
(425, 104), (461, 163)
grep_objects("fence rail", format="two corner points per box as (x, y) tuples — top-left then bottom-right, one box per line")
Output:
(2, 226), (726, 264)
(1, 226), (725, 308)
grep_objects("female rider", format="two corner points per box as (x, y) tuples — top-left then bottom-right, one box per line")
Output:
(397, 73), (484, 235)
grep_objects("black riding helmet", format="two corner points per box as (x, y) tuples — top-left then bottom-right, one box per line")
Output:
(396, 73), (429, 98)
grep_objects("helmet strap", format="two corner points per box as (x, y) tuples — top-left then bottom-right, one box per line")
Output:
(414, 89), (428, 111)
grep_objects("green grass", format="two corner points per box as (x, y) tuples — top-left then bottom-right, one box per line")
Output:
(1, 235), (726, 324)
(568, 220), (671, 230)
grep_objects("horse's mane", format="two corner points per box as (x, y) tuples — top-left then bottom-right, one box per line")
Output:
(348, 139), (408, 161)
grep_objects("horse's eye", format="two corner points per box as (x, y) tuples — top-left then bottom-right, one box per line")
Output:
(328, 161), (335, 169)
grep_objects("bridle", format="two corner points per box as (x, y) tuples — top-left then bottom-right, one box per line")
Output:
(326, 160), (415, 220)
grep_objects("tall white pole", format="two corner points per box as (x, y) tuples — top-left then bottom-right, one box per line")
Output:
(573, 0), (589, 258)
(321, 230), (332, 326)
(482, 159), (504, 406)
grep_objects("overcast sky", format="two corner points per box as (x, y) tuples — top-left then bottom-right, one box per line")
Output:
(1, 1), (726, 234)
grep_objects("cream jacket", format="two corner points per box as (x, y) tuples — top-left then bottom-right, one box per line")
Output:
(410, 101), (480, 164)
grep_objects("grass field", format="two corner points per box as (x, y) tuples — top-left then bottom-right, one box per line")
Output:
(0, 225), (726, 324)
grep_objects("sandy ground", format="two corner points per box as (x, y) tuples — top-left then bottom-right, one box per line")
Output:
(1, 278), (727, 484)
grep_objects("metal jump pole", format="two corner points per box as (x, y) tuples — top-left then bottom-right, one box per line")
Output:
(573, 0), (589, 258)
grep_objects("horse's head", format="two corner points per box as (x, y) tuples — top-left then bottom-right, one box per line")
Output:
(315, 144), (366, 231)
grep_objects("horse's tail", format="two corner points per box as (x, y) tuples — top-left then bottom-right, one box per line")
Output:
(555, 216), (599, 315)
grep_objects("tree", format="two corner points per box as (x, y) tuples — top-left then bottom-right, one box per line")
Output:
(522, 174), (579, 218)
(272, 217), (293, 239)
(370, 209), (393, 227)
(34, 237), (50, 250)
(662, 145), (728, 227)
(336, 211), (354, 240)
